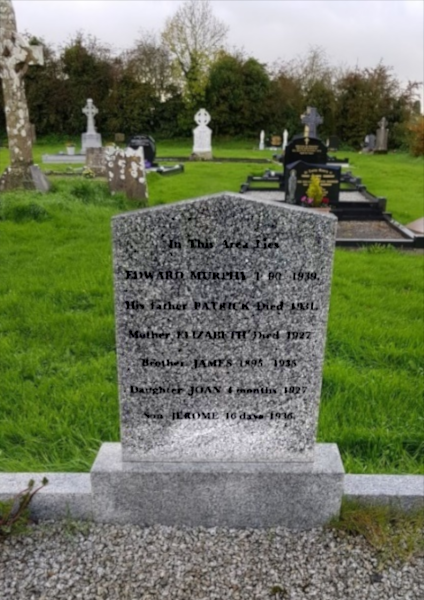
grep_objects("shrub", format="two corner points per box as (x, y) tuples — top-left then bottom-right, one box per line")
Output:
(408, 115), (424, 156)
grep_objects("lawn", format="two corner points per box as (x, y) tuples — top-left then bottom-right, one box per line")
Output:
(0, 140), (423, 474)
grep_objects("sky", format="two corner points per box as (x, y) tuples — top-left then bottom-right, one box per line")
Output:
(14, 0), (424, 103)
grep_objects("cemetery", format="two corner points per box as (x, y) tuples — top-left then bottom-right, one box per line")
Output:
(0, 0), (423, 596)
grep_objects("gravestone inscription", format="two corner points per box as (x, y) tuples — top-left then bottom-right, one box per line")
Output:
(284, 161), (341, 206)
(112, 194), (337, 463)
(283, 136), (328, 170)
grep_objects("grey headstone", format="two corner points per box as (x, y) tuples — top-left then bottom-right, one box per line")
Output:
(29, 165), (50, 193)
(375, 117), (389, 153)
(124, 149), (148, 201)
(112, 193), (337, 463)
(86, 147), (106, 176)
(106, 147), (148, 202)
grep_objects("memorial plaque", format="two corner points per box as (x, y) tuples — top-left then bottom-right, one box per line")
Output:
(112, 193), (337, 463)
(284, 136), (328, 170)
(285, 161), (341, 206)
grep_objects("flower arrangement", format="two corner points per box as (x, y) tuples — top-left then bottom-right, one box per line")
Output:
(66, 141), (75, 147)
(301, 174), (330, 208)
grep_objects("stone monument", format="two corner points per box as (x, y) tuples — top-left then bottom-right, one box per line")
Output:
(0, 0), (49, 192)
(301, 107), (323, 139)
(191, 108), (213, 160)
(106, 146), (148, 203)
(91, 193), (344, 529)
(374, 117), (389, 154)
(81, 98), (102, 154)
(282, 129), (289, 152)
(259, 130), (265, 150)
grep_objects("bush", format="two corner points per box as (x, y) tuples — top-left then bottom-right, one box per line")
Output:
(408, 116), (424, 156)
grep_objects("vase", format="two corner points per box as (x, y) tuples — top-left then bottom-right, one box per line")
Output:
(67, 146), (75, 156)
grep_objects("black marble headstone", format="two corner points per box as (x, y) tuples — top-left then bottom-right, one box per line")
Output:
(327, 135), (340, 151)
(127, 134), (156, 165)
(284, 161), (341, 206)
(283, 137), (328, 170)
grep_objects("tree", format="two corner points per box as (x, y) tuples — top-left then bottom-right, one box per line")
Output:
(205, 52), (270, 136)
(124, 30), (174, 100)
(162, 0), (228, 109)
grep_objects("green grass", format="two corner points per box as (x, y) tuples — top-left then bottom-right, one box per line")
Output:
(0, 140), (423, 473)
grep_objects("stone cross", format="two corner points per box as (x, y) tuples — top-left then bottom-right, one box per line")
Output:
(375, 117), (389, 153)
(194, 108), (211, 127)
(378, 117), (388, 130)
(192, 108), (213, 159)
(282, 129), (289, 152)
(82, 99), (99, 134)
(0, 0), (48, 190)
(301, 107), (323, 139)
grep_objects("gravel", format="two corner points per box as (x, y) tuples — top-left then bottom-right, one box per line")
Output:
(1, 522), (423, 599)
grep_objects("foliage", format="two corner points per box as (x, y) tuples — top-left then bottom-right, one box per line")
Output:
(407, 115), (424, 156)
(329, 501), (424, 566)
(205, 53), (271, 135)
(0, 28), (420, 145)
(161, 0), (228, 110)
(0, 478), (48, 538)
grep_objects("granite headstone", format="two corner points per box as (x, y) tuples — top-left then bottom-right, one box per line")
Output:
(90, 193), (344, 529)
(127, 134), (156, 166)
(112, 194), (336, 462)
(283, 136), (328, 170)
(284, 161), (341, 206)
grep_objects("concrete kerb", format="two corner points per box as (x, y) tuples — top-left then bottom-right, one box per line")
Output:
(1, 465), (422, 526)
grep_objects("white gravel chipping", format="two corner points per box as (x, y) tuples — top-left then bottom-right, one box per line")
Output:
(1, 522), (423, 600)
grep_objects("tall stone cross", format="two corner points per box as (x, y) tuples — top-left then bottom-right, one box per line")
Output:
(0, 0), (49, 190)
(301, 106), (323, 139)
(82, 99), (98, 134)
(378, 117), (388, 130)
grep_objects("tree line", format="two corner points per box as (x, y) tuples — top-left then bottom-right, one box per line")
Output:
(0, 0), (421, 151)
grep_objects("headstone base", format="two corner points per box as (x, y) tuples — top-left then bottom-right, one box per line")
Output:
(91, 443), (344, 529)
(81, 132), (102, 154)
(0, 165), (50, 193)
(190, 152), (213, 161)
